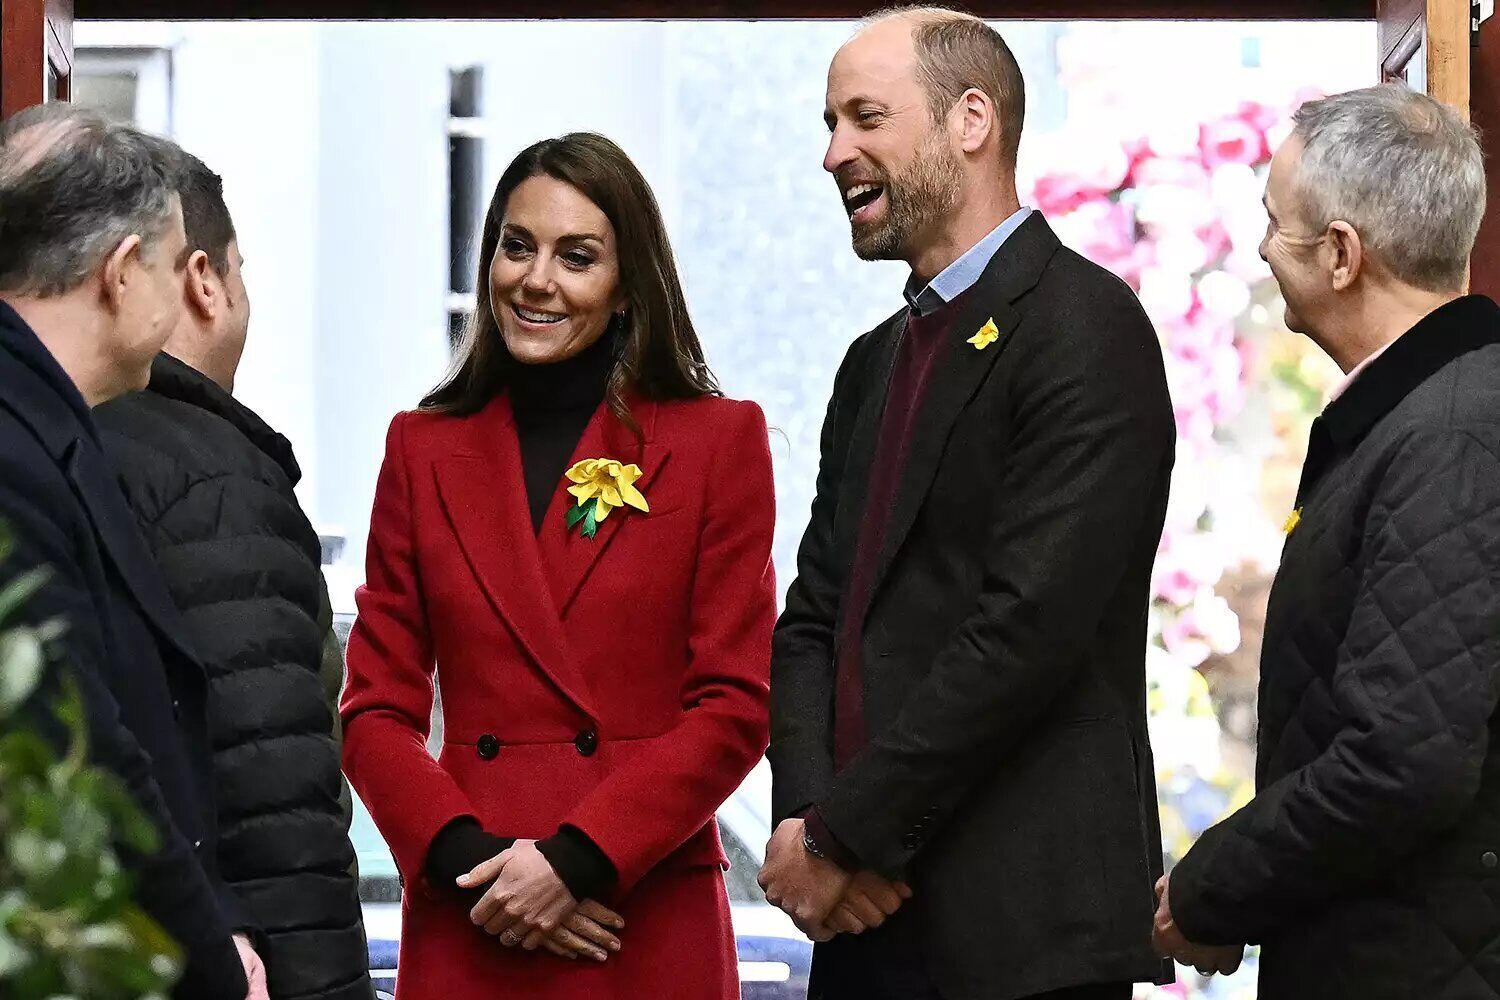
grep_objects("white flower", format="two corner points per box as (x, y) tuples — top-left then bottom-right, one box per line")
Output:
(1139, 266), (1196, 323)
(1197, 271), (1252, 320)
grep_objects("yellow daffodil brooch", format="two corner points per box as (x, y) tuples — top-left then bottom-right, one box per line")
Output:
(564, 458), (649, 540)
(967, 317), (1001, 350)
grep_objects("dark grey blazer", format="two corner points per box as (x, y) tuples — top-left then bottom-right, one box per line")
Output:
(769, 213), (1176, 1000)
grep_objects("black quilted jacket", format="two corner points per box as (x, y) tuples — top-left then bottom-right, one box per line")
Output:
(1171, 295), (1500, 999)
(95, 354), (372, 1000)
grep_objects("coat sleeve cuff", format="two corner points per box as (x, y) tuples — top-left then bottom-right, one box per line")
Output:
(538, 825), (618, 901)
(803, 807), (862, 873)
(424, 816), (514, 895)
(1168, 840), (1236, 946)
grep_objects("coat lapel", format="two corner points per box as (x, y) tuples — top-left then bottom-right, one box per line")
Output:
(0, 306), (202, 673)
(867, 213), (1061, 612)
(432, 397), (596, 717)
(538, 398), (669, 616)
(63, 441), (203, 670)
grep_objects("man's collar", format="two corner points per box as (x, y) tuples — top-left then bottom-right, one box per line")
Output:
(905, 207), (1033, 316)
(1323, 294), (1500, 447)
(0, 299), (101, 457)
(144, 352), (302, 484)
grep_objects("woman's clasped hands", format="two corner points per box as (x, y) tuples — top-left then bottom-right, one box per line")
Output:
(457, 839), (625, 963)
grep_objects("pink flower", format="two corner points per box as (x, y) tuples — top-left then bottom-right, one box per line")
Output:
(1236, 99), (1282, 135)
(1196, 221), (1233, 264)
(1032, 173), (1099, 217)
(1053, 199), (1142, 284)
(1200, 115), (1268, 170)
(1131, 156), (1210, 192)
(1121, 134), (1153, 188)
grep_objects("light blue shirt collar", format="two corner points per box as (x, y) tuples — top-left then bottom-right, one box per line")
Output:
(904, 207), (1032, 317)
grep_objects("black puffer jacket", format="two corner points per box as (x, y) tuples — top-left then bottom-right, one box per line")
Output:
(1170, 296), (1500, 999)
(96, 353), (372, 1000)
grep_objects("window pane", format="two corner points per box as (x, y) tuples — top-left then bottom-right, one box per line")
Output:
(73, 70), (138, 122)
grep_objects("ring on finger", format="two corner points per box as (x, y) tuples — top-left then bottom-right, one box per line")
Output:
(500, 930), (522, 946)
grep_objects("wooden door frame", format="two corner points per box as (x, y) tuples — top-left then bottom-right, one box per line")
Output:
(1469, 12), (1500, 299)
(1379, 0), (1469, 116)
(2, 0), (73, 116)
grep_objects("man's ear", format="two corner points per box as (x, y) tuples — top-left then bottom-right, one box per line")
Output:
(953, 87), (995, 156)
(184, 249), (218, 322)
(100, 234), (144, 314)
(1326, 221), (1362, 293)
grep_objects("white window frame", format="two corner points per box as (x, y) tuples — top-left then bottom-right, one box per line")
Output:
(73, 34), (174, 134)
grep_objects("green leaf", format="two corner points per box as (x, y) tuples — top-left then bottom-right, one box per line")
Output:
(581, 504), (599, 540)
(565, 501), (590, 529)
(0, 626), (44, 715)
(0, 516), (178, 997)
(0, 923), (26, 978)
(0, 567), (49, 626)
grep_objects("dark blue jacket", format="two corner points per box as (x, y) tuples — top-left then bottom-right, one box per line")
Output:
(0, 300), (249, 999)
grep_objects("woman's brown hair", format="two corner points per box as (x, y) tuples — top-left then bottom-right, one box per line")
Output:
(421, 132), (720, 429)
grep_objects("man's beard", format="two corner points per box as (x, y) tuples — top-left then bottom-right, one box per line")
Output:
(851, 132), (963, 262)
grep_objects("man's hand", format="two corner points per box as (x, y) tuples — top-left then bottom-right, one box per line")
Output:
(521, 899), (625, 962)
(1151, 875), (1243, 977)
(823, 870), (913, 935)
(758, 818), (853, 942)
(233, 933), (268, 1000)
(458, 840), (577, 945)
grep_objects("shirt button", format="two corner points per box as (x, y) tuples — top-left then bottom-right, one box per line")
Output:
(1482, 851), (1497, 870)
(902, 833), (920, 849)
(171, 699), (182, 721)
(193, 839), (203, 850)
(574, 729), (599, 757)
(476, 734), (500, 760)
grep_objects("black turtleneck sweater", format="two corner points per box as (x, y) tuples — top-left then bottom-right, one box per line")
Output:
(424, 333), (619, 903)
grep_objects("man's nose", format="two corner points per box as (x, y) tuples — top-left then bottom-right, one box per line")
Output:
(824, 123), (856, 176)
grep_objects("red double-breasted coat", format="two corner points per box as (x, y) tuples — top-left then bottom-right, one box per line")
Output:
(340, 392), (775, 1000)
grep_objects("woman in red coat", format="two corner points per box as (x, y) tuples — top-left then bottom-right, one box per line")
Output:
(340, 133), (775, 999)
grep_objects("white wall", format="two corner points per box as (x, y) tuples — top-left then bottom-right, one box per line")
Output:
(77, 21), (674, 597)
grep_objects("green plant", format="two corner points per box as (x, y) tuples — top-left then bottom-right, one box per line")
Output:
(0, 522), (181, 998)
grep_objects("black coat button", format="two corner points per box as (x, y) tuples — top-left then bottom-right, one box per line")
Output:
(1483, 851), (1498, 870)
(574, 729), (599, 756)
(902, 833), (920, 849)
(477, 734), (500, 760)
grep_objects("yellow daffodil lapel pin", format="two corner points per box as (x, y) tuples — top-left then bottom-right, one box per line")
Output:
(967, 317), (1001, 351)
(1282, 507), (1302, 536)
(564, 458), (649, 540)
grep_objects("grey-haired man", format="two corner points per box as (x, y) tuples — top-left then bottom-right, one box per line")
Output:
(0, 104), (265, 999)
(1156, 84), (1500, 1000)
